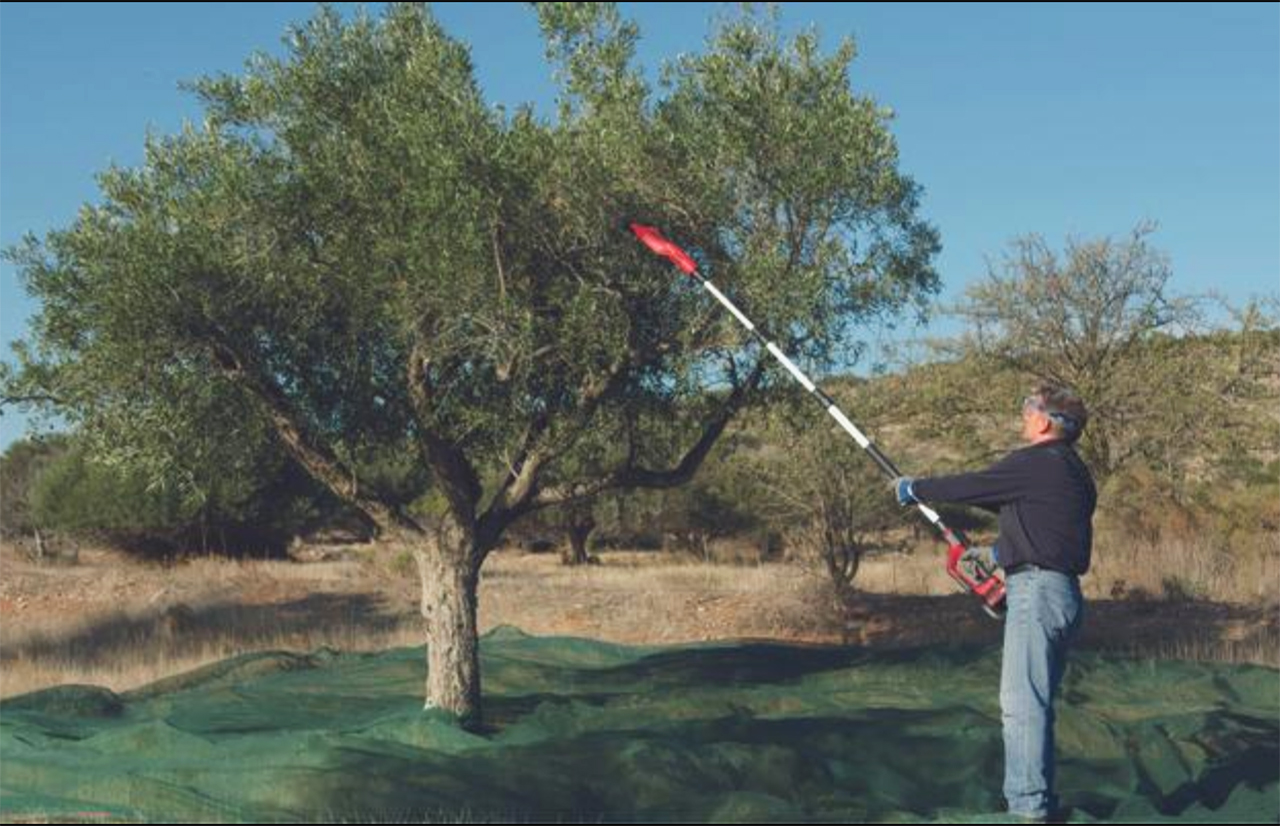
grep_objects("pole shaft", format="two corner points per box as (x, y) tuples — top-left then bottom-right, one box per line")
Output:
(690, 270), (962, 546)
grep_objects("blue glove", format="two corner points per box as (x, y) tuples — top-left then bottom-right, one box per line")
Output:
(891, 476), (917, 506)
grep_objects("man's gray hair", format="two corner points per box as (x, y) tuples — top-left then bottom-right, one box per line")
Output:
(1031, 384), (1088, 441)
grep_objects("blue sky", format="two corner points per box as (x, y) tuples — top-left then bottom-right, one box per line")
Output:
(2, 2), (1277, 450)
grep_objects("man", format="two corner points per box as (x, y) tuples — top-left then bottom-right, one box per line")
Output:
(893, 384), (1096, 823)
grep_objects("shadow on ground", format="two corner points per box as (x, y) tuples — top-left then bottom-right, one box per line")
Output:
(0, 592), (414, 668)
(843, 592), (1278, 666)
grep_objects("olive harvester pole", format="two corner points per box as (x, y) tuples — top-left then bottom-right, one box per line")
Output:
(629, 223), (1006, 619)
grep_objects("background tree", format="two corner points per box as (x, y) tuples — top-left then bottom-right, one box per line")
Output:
(0, 435), (70, 564)
(1, 3), (939, 725)
(741, 390), (911, 634)
(0, 436), (65, 539)
(946, 222), (1273, 480)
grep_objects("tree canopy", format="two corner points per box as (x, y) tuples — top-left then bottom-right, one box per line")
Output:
(2, 3), (941, 721)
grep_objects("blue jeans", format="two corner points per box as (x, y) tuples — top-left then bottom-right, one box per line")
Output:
(1000, 567), (1084, 819)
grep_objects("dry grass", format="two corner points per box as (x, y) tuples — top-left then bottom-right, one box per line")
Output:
(1086, 530), (1280, 604)
(0, 597), (427, 699)
(2, 530), (1277, 701)
(476, 549), (833, 644)
(855, 529), (1280, 605)
(0, 543), (426, 699)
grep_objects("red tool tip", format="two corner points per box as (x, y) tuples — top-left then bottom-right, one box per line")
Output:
(629, 223), (699, 276)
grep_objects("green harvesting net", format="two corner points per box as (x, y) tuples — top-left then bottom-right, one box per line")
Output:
(2, 626), (1276, 822)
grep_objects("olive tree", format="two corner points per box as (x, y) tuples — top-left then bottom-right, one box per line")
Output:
(2, 3), (939, 725)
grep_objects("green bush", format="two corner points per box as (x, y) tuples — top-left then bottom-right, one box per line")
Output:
(0, 435), (70, 538)
(28, 438), (338, 558)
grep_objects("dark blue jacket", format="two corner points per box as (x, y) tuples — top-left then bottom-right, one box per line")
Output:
(912, 440), (1097, 575)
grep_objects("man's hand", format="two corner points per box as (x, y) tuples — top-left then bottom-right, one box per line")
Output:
(961, 545), (1000, 570)
(890, 476), (917, 506)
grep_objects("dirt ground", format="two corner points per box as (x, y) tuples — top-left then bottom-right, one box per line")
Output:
(1, 539), (1277, 700)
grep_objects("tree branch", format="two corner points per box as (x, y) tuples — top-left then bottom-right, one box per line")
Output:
(0, 392), (66, 412)
(206, 329), (422, 539)
(523, 356), (768, 511)
(407, 341), (484, 527)
(479, 346), (633, 541)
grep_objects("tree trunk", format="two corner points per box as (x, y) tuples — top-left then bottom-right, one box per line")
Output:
(562, 512), (596, 566)
(415, 518), (483, 726)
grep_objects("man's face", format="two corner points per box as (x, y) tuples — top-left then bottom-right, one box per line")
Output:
(1021, 396), (1053, 442)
